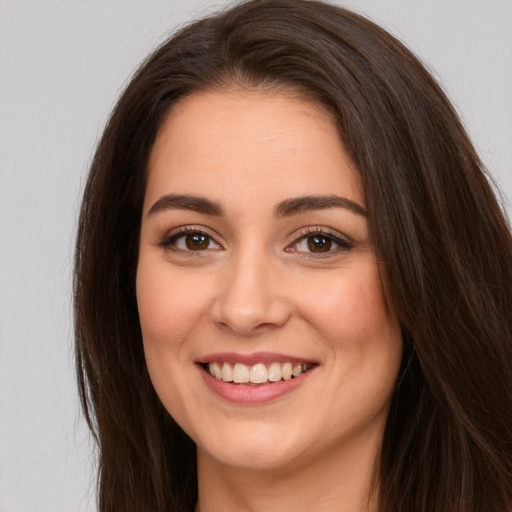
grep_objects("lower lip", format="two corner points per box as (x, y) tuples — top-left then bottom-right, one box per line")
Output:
(198, 365), (314, 404)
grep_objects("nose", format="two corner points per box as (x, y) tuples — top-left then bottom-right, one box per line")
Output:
(210, 247), (292, 336)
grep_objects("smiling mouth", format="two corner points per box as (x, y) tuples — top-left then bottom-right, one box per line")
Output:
(201, 361), (315, 385)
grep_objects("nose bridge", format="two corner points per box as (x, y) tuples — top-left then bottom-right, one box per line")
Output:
(211, 242), (290, 334)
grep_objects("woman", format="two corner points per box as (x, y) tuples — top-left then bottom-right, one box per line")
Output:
(74, 0), (512, 511)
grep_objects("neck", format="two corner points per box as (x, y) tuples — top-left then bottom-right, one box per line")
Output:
(194, 433), (382, 512)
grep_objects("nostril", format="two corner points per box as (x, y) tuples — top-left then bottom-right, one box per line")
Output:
(210, 303), (292, 335)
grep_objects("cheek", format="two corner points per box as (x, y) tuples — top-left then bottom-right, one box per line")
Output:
(297, 262), (403, 398)
(135, 258), (210, 432)
(302, 264), (394, 345)
(301, 264), (402, 422)
(136, 258), (212, 351)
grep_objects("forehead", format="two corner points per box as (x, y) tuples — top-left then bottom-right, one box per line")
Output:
(144, 90), (363, 213)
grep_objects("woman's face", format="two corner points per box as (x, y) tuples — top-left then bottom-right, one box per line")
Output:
(136, 90), (403, 472)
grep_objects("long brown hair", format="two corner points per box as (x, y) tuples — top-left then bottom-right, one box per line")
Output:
(74, 1), (512, 510)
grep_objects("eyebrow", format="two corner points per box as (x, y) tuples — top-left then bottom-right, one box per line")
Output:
(274, 195), (367, 218)
(147, 193), (367, 218)
(147, 194), (223, 217)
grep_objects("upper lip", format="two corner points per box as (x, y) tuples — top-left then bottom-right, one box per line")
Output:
(196, 352), (318, 366)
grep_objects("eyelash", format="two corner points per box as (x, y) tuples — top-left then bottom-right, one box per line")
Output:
(158, 226), (354, 256)
(286, 227), (354, 256)
(159, 226), (220, 252)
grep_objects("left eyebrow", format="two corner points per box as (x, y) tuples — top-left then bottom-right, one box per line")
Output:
(147, 194), (223, 217)
(274, 195), (367, 218)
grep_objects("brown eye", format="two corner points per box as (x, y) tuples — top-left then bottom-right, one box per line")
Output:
(287, 230), (354, 256)
(185, 233), (210, 250)
(162, 229), (222, 252)
(307, 235), (332, 253)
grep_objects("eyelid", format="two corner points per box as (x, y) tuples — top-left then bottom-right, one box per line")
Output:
(156, 224), (353, 255)
(158, 225), (224, 250)
(292, 226), (353, 243)
(285, 226), (354, 254)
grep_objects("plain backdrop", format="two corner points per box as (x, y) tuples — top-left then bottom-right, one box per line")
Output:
(0, 1), (511, 511)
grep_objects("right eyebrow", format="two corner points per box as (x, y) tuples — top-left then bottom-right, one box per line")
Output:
(147, 194), (224, 217)
(274, 194), (367, 218)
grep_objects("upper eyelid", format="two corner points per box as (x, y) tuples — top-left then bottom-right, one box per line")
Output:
(171, 225), (215, 236)
(290, 225), (352, 241)
(160, 225), (223, 247)
(288, 226), (355, 254)
(158, 224), (352, 248)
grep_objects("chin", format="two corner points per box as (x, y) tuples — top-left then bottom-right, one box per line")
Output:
(196, 421), (309, 471)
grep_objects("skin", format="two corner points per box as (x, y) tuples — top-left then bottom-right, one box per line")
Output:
(136, 90), (403, 512)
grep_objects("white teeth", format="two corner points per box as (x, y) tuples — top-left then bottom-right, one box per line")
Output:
(209, 362), (222, 379)
(233, 363), (250, 383)
(250, 363), (268, 383)
(208, 361), (312, 384)
(292, 364), (302, 377)
(221, 362), (233, 382)
(281, 362), (293, 380)
(267, 362), (282, 382)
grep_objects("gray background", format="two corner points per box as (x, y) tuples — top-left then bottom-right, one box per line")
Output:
(0, 1), (510, 511)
